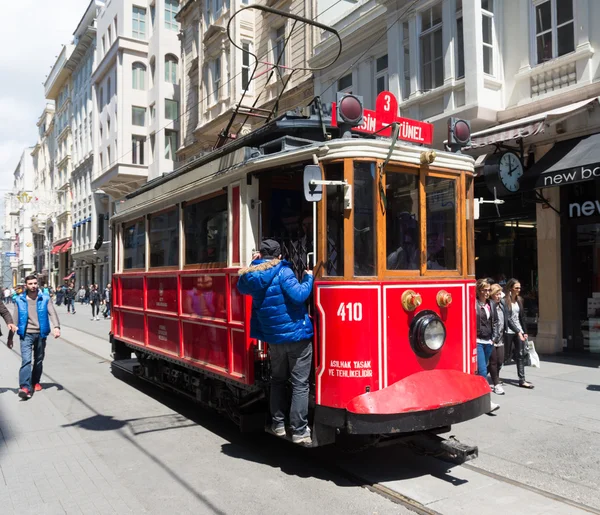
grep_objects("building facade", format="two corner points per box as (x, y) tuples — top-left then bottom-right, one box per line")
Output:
(312, 0), (600, 357)
(11, 148), (36, 282)
(176, 0), (316, 161)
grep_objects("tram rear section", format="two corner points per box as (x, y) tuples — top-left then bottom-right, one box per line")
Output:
(110, 96), (490, 453)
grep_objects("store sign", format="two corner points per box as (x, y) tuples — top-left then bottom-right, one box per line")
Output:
(331, 91), (434, 145)
(569, 200), (600, 218)
(538, 163), (600, 188)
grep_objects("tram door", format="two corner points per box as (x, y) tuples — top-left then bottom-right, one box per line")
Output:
(258, 166), (314, 278)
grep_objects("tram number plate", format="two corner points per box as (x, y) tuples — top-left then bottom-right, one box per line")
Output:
(336, 302), (363, 322)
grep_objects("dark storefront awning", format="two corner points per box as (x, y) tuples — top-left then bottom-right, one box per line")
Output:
(526, 133), (600, 189)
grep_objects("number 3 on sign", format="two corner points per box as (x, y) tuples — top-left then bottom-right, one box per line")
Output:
(337, 302), (363, 322)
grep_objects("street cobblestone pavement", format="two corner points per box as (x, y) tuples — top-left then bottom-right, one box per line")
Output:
(0, 306), (410, 515)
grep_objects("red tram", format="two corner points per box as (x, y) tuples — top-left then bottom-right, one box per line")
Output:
(110, 93), (491, 449)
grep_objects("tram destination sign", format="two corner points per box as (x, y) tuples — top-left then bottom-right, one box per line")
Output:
(331, 91), (434, 145)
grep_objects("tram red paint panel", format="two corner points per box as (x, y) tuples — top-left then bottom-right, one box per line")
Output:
(231, 330), (246, 376)
(230, 275), (244, 323)
(147, 276), (178, 313)
(316, 285), (381, 409)
(467, 283), (477, 373)
(385, 284), (466, 388)
(112, 309), (121, 337)
(182, 321), (228, 369)
(121, 312), (145, 344)
(147, 316), (180, 355)
(121, 277), (144, 309)
(181, 275), (227, 320)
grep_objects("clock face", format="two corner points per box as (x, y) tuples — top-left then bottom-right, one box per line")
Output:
(498, 152), (523, 192)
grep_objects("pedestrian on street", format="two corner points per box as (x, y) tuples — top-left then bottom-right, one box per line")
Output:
(65, 285), (76, 314)
(237, 239), (314, 446)
(90, 284), (101, 320)
(504, 278), (534, 389)
(0, 294), (17, 347)
(488, 283), (521, 395)
(475, 278), (500, 413)
(103, 283), (112, 319)
(3, 287), (11, 304)
(78, 286), (86, 304)
(12, 274), (61, 400)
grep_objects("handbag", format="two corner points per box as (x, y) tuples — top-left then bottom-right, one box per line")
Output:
(526, 339), (540, 368)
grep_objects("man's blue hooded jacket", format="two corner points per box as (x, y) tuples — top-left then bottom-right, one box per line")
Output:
(237, 258), (313, 344)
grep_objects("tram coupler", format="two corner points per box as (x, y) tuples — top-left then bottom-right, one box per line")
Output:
(402, 433), (478, 464)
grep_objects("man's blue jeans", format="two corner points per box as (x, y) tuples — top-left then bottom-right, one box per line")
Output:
(19, 333), (46, 390)
(476, 343), (493, 378)
(269, 340), (312, 436)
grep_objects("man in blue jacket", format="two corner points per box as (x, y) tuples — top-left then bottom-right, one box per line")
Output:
(13, 274), (61, 400)
(237, 239), (314, 446)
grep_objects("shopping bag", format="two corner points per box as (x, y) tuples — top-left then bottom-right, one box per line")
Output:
(527, 340), (540, 368)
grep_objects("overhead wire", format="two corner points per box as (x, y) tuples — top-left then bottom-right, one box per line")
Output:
(93, 0), (348, 179)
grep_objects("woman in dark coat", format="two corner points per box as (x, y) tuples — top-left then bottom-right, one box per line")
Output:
(504, 278), (534, 389)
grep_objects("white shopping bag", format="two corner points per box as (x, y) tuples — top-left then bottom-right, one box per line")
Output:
(527, 340), (540, 368)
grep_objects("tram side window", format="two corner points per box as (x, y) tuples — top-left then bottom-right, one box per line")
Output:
(123, 220), (145, 269)
(386, 172), (419, 270)
(149, 208), (179, 267)
(426, 177), (457, 270)
(184, 194), (228, 265)
(354, 161), (376, 276)
(325, 163), (344, 276)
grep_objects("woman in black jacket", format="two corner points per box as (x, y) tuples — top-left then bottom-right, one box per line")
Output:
(504, 278), (534, 389)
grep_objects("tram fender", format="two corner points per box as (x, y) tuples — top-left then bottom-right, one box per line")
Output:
(345, 369), (491, 415)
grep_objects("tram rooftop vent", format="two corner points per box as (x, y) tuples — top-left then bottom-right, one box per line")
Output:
(259, 136), (316, 156)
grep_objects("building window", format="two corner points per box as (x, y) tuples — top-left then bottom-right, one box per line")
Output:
(184, 194), (228, 265)
(132, 62), (146, 90)
(132, 135), (145, 165)
(420, 2), (444, 91)
(534, 0), (574, 64)
(150, 103), (156, 122)
(165, 99), (178, 120)
(375, 54), (388, 96)
(242, 42), (252, 91)
(132, 106), (146, 126)
(102, 35), (106, 55)
(98, 87), (103, 110)
(149, 208), (179, 267)
(273, 25), (286, 69)
(456, 0), (464, 78)
(107, 145), (111, 164)
(165, 130), (178, 160)
(165, 54), (178, 84)
(107, 77), (111, 102)
(338, 73), (352, 93)
(132, 6), (147, 40)
(482, 0), (494, 74)
(212, 58), (221, 103)
(108, 26), (112, 46)
(165, 0), (179, 30)
(403, 22), (411, 99)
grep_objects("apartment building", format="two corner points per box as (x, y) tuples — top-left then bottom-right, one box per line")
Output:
(176, 0), (316, 161)
(30, 103), (57, 280)
(312, 0), (600, 357)
(70, 0), (105, 288)
(10, 149), (36, 281)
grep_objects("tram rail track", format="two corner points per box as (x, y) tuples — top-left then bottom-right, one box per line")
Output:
(48, 333), (600, 515)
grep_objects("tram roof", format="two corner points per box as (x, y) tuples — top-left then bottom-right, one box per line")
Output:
(115, 112), (474, 222)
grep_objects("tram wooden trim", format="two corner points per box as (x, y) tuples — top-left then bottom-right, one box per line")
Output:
(343, 158), (354, 281)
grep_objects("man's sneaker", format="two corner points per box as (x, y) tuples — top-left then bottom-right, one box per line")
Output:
(34, 383), (42, 392)
(18, 387), (32, 400)
(271, 424), (286, 437)
(493, 384), (505, 395)
(488, 401), (500, 413)
(291, 429), (312, 447)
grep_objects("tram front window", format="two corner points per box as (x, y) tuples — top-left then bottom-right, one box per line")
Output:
(425, 176), (457, 270)
(354, 162), (376, 276)
(325, 163), (344, 276)
(386, 172), (420, 270)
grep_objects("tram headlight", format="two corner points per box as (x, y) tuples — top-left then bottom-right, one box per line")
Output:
(410, 310), (447, 357)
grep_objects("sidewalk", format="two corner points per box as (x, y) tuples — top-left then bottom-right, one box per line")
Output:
(0, 342), (146, 514)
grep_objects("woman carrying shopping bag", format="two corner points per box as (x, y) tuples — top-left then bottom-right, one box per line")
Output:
(504, 278), (534, 389)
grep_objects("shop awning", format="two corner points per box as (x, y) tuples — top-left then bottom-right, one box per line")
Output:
(61, 240), (73, 252)
(50, 243), (65, 254)
(63, 272), (75, 281)
(468, 98), (599, 149)
(525, 133), (600, 189)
